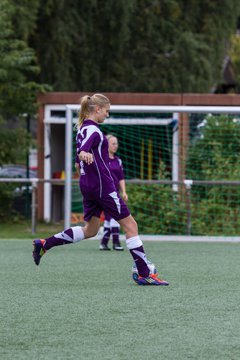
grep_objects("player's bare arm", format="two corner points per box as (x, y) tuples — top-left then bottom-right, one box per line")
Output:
(119, 179), (128, 201)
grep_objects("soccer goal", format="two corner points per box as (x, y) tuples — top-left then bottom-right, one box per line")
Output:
(65, 104), (240, 241)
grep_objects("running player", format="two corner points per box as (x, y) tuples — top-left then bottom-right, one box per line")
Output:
(32, 94), (169, 286)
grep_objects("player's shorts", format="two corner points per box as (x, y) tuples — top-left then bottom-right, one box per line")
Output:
(83, 191), (130, 222)
(104, 212), (121, 227)
(104, 217), (120, 228)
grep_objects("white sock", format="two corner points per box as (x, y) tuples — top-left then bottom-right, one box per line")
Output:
(54, 226), (85, 243)
(72, 226), (85, 243)
(126, 236), (143, 250)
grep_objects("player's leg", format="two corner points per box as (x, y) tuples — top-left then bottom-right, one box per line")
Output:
(118, 215), (149, 276)
(99, 212), (111, 250)
(33, 216), (100, 265)
(33, 195), (102, 265)
(110, 218), (123, 251)
(101, 192), (165, 283)
(99, 218), (111, 251)
(101, 192), (150, 277)
(118, 215), (168, 285)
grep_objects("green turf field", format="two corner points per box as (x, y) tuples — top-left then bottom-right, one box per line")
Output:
(0, 239), (240, 360)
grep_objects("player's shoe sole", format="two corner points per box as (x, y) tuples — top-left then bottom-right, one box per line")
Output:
(32, 239), (45, 265)
(99, 244), (111, 251)
(113, 244), (124, 251)
(137, 274), (169, 286)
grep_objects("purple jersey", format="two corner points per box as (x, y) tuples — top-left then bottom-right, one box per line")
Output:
(108, 156), (124, 191)
(76, 120), (116, 199)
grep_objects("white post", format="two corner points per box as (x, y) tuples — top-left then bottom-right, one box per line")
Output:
(172, 112), (179, 191)
(31, 180), (38, 234)
(44, 123), (51, 222)
(64, 106), (73, 229)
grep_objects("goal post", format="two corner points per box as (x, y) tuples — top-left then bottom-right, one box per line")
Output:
(64, 104), (179, 229)
(64, 105), (74, 229)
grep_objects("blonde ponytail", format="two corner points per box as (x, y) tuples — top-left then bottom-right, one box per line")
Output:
(77, 93), (110, 128)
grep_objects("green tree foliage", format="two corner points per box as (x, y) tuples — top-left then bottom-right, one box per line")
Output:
(29, 0), (79, 90)
(187, 115), (240, 235)
(127, 115), (240, 235)
(0, 0), (48, 220)
(127, 162), (187, 235)
(0, 0), (49, 165)
(127, 183), (187, 235)
(1, 0), (240, 101)
(0, 183), (14, 222)
(0, 0), (42, 116)
(29, 0), (240, 92)
(29, 0), (134, 90)
(230, 34), (240, 91)
(187, 115), (240, 181)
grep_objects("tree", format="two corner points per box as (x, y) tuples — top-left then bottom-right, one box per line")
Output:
(230, 33), (240, 91)
(124, 0), (240, 92)
(29, 0), (134, 91)
(187, 115), (240, 181)
(29, 0), (240, 92)
(0, 0), (49, 165)
(0, 0), (42, 117)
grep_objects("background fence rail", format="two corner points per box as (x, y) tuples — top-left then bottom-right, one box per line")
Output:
(1, 178), (240, 236)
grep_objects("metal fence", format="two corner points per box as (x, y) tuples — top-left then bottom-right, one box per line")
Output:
(1, 178), (240, 236)
(0, 178), (66, 234)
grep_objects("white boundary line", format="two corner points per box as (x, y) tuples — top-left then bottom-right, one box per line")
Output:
(1, 236), (240, 242)
(136, 235), (240, 242)
(89, 230), (240, 243)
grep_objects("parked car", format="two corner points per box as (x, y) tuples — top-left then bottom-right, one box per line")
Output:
(0, 164), (37, 178)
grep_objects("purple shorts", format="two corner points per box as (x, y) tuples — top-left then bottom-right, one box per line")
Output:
(104, 212), (112, 221)
(82, 191), (130, 222)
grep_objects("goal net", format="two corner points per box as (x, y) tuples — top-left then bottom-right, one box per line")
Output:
(67, 105), (240, 239)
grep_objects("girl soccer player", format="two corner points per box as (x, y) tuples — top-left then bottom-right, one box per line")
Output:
(99, 134), (127, 251)
(32, 93), (169, 286)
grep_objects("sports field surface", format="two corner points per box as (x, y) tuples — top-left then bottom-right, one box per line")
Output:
(0, 239), (240, 360)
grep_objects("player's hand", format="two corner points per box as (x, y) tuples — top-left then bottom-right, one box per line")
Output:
(122, 192), (128, 202)
(79, 151), (94, 165)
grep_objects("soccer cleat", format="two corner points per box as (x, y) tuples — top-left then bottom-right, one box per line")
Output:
(113, 244), (124, 251)
(32, 239), (46, 265)
(137, 274), (169, 286)
(99, 244), (111, 251)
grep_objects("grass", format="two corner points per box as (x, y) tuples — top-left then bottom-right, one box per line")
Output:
(0, 221), (64, 239)
(0, 239), (240, 360)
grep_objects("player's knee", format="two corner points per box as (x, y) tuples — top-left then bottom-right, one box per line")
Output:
(120, 215), (138, 235)
(131, 218), (138, 233)
(127, 216), (137, 229)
